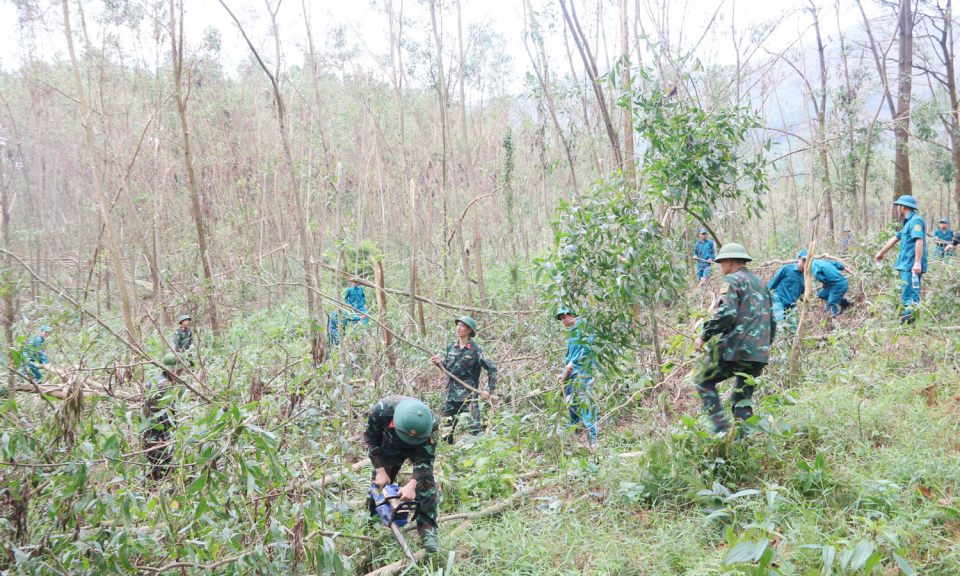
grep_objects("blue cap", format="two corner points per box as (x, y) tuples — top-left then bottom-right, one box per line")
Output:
(40, 325), (53, 333)
(797, 249), (808, 260)
(940, 218), (949, 224)
(893, 195), (918, 210)
(843, 227), (851, 232)
(555, 307), (576, 320)
(699, 228), (708, 234)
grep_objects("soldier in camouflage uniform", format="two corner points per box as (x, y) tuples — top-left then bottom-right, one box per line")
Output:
(364, 395), (441, 553)
(694, 243), (776, 435)
(143, 353), (183, 480)
(173, 314), (193, 352)
(430, 316), (497, 443)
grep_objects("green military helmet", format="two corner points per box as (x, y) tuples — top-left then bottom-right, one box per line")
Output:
(162, 353), (185, 371)
(714, 242), (752, 262)
(178, 314), (191, 323)
(453, 316), (477, 336)
(394, 398), (435, 445)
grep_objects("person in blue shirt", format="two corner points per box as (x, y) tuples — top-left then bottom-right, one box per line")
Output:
(767, 257), (805, 331)
(841, 227), (854, 255)
(328, 312), (347, 346)
(693, 229), (716, 283)
(24, 325), (53, 383)
(344, 279), (369, 324)
(798, 250), (851, 317)
(555, 308), (598, 446)
(934, 219), (954, 259)
(874, 195), (928, 324)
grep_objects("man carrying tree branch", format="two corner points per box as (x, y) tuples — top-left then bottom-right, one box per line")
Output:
(431, 316), (497, 444)
(693, 243), (776, 437)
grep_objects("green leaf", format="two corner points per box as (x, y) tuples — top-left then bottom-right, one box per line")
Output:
(848, 540), (875, 571)
(723, 540), (757, 565)
(892, 552), (915, 575)
(186, 471), (208, 495)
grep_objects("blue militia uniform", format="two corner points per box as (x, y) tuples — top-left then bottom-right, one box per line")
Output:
(767, 263), (805, 328)
(895, 211), (927, 322)
(344, 285), (369, 324)
(24, 335), (49, 382)
(811, 260), (848, 316)
(564, 321), (598, 442)
(934, 228), (953, 258)
(694, 239), (716, 281)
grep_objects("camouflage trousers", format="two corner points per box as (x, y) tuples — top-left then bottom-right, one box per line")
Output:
(694, 360), (765, 434)
(367, 457), (438, 534)
(143, 428), (173, 481)
(441, 394), (483, 442)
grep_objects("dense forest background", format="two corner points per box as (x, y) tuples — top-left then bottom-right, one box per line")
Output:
(1, 0), (959, 574)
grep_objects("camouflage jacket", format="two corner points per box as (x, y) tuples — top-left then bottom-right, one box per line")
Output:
(173, 326), (193, 353)
(701, 268), (776, 364)
(143, 372), (176, 435)
(364, 395), (439, 483)
(440, 339), (498, 401)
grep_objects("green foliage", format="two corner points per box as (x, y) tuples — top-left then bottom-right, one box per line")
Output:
(538, 177), (685, 372)
(631, 81), (770, 226)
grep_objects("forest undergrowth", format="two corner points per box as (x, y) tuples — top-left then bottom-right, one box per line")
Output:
(2, 257), (960, 576)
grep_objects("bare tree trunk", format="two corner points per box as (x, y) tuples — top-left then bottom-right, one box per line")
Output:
(893, 0), (914, 214)
(220, 0), (317, 326)
(621, 0), (636, 188)
(809, 1), (835, 238)
(61, 0), (136, 340)
(371, 256), (396, 367)
(429, 0), (454, 291)
(789, 240), (816, 385)
(0, 148), (14, 398)
(522, 0), (579, 198)
(169, 0), (221, 338)
(407, 180), (421, 334)
(559, 0), (623, 168)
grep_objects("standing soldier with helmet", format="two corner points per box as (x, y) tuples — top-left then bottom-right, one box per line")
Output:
(693, 243), (776, 436)
(555, 308), (599, 445)
(693, 228), (716, 283)
(934, 218), (954, 259)
(874, 195), (928, 324)
(173, 314), (194, 366)
(430, 316), (498, 444)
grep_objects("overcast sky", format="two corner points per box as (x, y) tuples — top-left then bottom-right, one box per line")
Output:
(0, 0), (889, 93)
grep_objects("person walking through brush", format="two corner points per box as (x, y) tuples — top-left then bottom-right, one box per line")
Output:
(430, 316), (497, 444)
(797, 250), (851, 317)
(874, 195), (928, 324)
(693, 228), (716, 283)
(693, 243), (776, 436)
(344, 278), (370, 324)
(841, 227), (854, 255)
(172, 314), (195, 367)
(24, 325), (53, 383)
(934, 218), (954, 259)
(555, 308), (599, 445)
(766, 259), (804, 334)
(143, 353), (183, 480)
(364, 395), (440, 553)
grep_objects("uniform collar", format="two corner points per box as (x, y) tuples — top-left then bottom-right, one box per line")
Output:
(454, 339), (472, 350)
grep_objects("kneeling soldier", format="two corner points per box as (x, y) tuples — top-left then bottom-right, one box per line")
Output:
(365, 396), (441, 553)
(694, 243), (776, 435)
